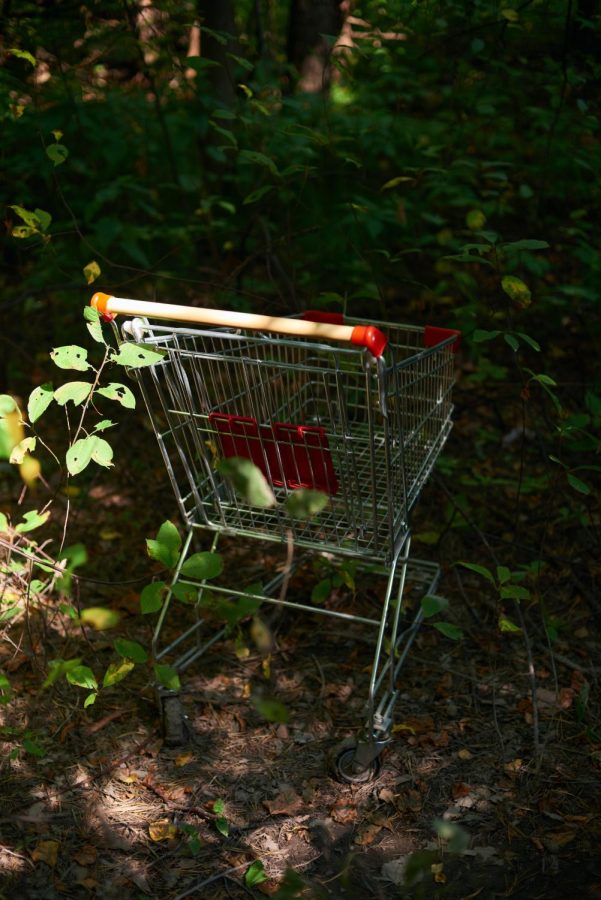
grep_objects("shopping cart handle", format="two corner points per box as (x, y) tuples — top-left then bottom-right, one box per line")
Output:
(90, 293), (389, 357)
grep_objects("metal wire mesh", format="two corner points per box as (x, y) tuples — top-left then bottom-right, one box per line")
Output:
(126, 318), (456, 564)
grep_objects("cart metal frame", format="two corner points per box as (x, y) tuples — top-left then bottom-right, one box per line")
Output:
(90, 292), (460, 781)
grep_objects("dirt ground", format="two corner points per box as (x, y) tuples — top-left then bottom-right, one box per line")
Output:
(1, 372), (600, 899)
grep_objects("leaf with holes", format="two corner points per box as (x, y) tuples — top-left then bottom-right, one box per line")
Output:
(9, 437), (36, 464)
(28, 383), (54, 423)
(66, 437), (96, 475)
(111, 343), (166, 368)
(114, 638), (148, 663)
(103, 658), (135, 687)
(54, 382), (92, 407)
(50, 346), (91, 371)
(46, 143), (68, 166)
(180, 552), (223, 581)
(217, 457), (276, 508)
(96, 383), (136, 409)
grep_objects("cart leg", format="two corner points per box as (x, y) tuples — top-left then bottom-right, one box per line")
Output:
(333, 536), (412, 783)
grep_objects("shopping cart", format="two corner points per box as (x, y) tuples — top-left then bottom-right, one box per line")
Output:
(90, 292), (460, 782)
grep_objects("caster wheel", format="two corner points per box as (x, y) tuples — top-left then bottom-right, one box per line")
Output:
(161, 694), (187, 747)
(332, 739), (382, 784)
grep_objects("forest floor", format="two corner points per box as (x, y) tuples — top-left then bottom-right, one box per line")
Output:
(1, 360), (600, 900)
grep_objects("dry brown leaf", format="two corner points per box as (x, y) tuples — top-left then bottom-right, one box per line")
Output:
(451, 782), (472, 800)
(264, 790), (303, 816)
(432, 862), (446, 884)
(457, 748), (473, 760)
(330, 800), (358, 824)
(175, 752), (195, 767)
(504, 758), (524, 773)
(73, 844), (97, 866)
(354, 813), (394, 846)
(543, 829), (576, 848)
(78, 879), (99, 890)
(117, 771), (140, 784)
(378, 787), (395, 804)
(31, 840), (59, 866)
(148, 819), (178, 842)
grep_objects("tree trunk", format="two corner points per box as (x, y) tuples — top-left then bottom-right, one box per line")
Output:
(197, 0), (238, 105)
(287, 0), (344, 93)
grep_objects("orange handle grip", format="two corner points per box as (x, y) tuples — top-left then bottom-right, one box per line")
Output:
(90, 293), (388, 356)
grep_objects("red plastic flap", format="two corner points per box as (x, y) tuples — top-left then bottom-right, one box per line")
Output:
(302, 310), (345, 325)
(209, 413), (338, 495)
(424, 326), (462, 353)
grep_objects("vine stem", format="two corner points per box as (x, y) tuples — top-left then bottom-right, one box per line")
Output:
(72, 345), (111, 444)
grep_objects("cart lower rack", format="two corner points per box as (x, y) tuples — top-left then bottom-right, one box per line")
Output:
(91, 292), (460, 781)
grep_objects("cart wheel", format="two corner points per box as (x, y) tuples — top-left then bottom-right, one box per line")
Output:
(161, 694), (187, 747)
(332, 739), (382, 784)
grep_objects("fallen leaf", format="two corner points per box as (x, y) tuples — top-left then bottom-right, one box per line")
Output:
(457, 748), (473, 761)
(451, 782), (472, 800)
(31, 840), (60, 866)
(543, 829), (576, 850)
(432, 862), (446, 884)
(73, 844), (97, 866)
(504, 758), (524, 773)
(175, 752), (195, 767)
(330, 800), (358, 824)
(148, 819), (178, 842)
(379, 787), (395, 803)
(264, 790), (303, 816)
(354, 812), (394, 845)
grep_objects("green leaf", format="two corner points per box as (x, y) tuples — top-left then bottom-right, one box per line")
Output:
(66, 437), (96, 475)
(213, 798), (225, 814)
(146, 520), (181, 568)
(496, 566), (512, 584)
(9, 205), (40, 229)
(500, 584), (531, 600)
(54, 382), (92, 407)
(22, 738), (45, 757)
(85, 310), (105, 344)
(253, 697), (289, 723)
(83, 260), (101, 285)
(239, 149), (278, 176)
(472, 330), (500, 343)
(50, 345), (91, 371)
(567, 473), (590, 495)
(421, 594), (449, 618)
(504, 333), (519, 352)
(80, 607), (121, 629)
(66, 665), (98, 690)
(46, 143), (69, 167)
(96, 383), (136, 409)
(111, 343), (166, 368)
(34, 208), (52, 233)
(94, 419), (115, 433)
(141, 581), (166, 614)
(0, 395), (18, 416)
(503, 239), (549, 252)
(9, 437), (36, 464)
(433, 818), (469, 853)
(466, 209), (486, 230)
(15, 509), (50, 534)
(103, 658), (135, 687)
(0, 512), (9, 534)
(243, 185), (273, 205)
(154, 664), (180, 691)
(531, 373), (557, 387)
(501, 275), (531, 307)
(245, 860), (268, 887)
(285, 489), (328, 520)
(171, 581), (199, 604)
(42, 658), (82, 689)
(8, 48), (36, 67)
(215, 817), (229, 837)
(180, 552), (223, 581)
(311, 578), (332, 604)
(433, 622), (464, 640)
(90, 437), (114, 468)
(457, 561), (496, 585)
(84, 692), (97, 708)
(516, 332), (540, 352)
(217, 457), (276, 508)
(498, 615), (521, 633)
(114, 638), (148, 663)
(28, 383), (54, 423)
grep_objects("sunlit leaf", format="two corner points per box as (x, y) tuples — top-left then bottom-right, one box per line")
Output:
(42, 658), (82, 689)
(54, 382), (92, 407)
(15, 509), (49, 534)
(0, 512), (9, 534)
(50, 345), (91, 371)
(66, 665), (98, 690)
(66, 437), (96, 475)
(28, 383), (54, 422)
(103, 658), (135, 687)
(96, 383), (136, 409)
(84, 692), (97, 708)
(84, 305), (105, 343)
(501, 275), (531, 307)
(148, 819), (178, 842)
(8, 48), (36, 67)
(80, 607), (121, 629)
(90, 437), (113, 468)
(9, 436), (36, 464)
(46, 143), (69, 167)
(83, 260), (101, 285)
(499, 615), (521, 633)
(111, 343), (166, 368)
(245, 860), (269, 887)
